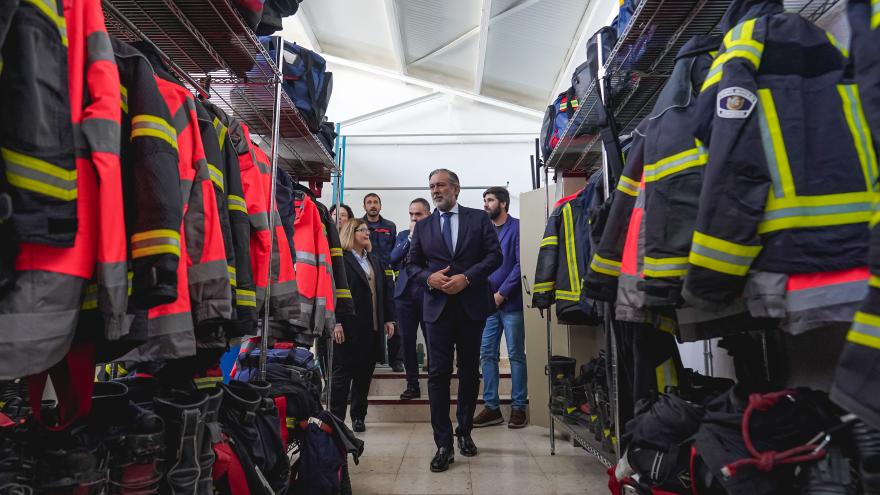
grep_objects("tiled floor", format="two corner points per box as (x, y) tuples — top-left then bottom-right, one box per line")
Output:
(348, 422), (609, 495)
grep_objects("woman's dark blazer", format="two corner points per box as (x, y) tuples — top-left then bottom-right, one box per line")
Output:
(335, 250), (396, 364)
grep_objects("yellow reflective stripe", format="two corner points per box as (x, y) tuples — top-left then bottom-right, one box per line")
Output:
(24, 0), (67, 45)
(208, 164), (224, 191)
(644, 146), (708, 182)
(838, 84), (878, 192)
(81, 283), (98, 310)
(540, 236), (559, 247)
(228, 194), (247, 214)
(590, 254), (621, 277)
(655, 359), (678, 393)
(562, 204), (580, 296)
(643, 256), (689, 278)
(690, 231), (760, 276)
(826, 32), (849, 57)
(131, 115), (178, 150)
(757, 89), (795, 199)
(847, 311), (880, 349)
(330, 247), (344, 257)
(556, 291), (581, 302)
(336, 289), (352, 299)
(762, 191), (875, 233)
(702, 19), (763, 93)
(3, 147), (77, 201)
(236, 289), (257, 307)
(194, 377), (223, 389)
(120, 85), (129, 114)
(657, 316), (676, 335)
(286, 417), (299, 428)
(872, 0), (880, 29)
(533, 281), (555, 294)
(616, 175), (640, 197)
(131, 229), (182, 259)
(216, 120), (229, 150)
(227, 265), (237, 287)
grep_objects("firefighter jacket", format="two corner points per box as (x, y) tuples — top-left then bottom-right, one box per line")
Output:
(583, 121), (648, 303)
(683, 1), (875, 336)
(532, 187), (594, 324)
(363, 215), (397, 275)
(292, 190), (336, 338)
(0, 0), (127, 380)
(616, 170), (651, 323)
(312, 193), (355, 317)
(831, 0), (880, 431)
(640, 34), (720, 308)
(203, 100), (257, 337)
(251, 142), (299, 321)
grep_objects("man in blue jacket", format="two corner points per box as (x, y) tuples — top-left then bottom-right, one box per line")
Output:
(473, 187), (528, 429)
(390, 198), (432, 399)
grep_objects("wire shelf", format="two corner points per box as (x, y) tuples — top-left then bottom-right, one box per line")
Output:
(103, 0), (337, 179)
(544, 0), (843, 173)
(551, 414), (615, 468)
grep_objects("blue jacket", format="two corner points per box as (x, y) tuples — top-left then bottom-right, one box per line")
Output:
(407, 206), (503, 323)
(363, 215), (397, 271)
(489, 216), (523, 312)
(390, 230), (421, 300)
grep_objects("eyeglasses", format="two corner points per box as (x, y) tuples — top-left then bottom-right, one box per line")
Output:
(355, 228), (369, 233)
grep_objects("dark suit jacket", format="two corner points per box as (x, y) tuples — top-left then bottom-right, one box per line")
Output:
(336, 251), (396, 364)
(390, 230), (422, 300)
(406, 205), (503, 323)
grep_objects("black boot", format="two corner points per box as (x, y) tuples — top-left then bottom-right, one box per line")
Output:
(155, 390), (208, 495)
(196, 386), (223, 495)
(851, 421), (880, 495)
(107, 409), (165, 495)
(35, 447), (107, 494)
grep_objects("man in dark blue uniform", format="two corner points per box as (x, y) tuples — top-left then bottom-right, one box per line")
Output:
(362, 193), (402, 370)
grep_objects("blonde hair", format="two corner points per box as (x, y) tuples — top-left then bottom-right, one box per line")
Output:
(340, 218), (371, 252)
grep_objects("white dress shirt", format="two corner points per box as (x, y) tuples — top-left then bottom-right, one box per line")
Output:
(439, 203), (460, 253)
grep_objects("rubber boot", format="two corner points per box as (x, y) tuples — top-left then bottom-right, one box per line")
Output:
(116, 376), (160, 410)
(0, 442), (29, 494)
(798, 447), (856, 495)
(155, 390), (208, 495)
(35, 447), (107, 494)
(851, 420), (880, 495)
(196, 386), (223, 495)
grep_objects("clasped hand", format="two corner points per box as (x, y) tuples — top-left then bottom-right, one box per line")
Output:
(428, 266), (468, 294)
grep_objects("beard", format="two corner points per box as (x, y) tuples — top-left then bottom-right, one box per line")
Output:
(433, 195), (454, 211)
(487, 206), (502, 220)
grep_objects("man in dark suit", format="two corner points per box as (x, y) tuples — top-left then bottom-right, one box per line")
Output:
(407, 169), (503, 472)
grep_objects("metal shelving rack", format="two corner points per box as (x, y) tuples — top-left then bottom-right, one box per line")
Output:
(545, 0), (843, 175)
(550, 414), (615, 468)
(103, 0), (338, 180)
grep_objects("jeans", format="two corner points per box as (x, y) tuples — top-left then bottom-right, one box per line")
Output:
(480, 310), (528, 410)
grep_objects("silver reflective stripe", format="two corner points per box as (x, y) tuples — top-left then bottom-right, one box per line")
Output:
(86, 31), (114, 66)
(180, 179), (194, 206)
(271, 280), (299, 295)
(172, 104), (190, 134)
(255, 160), (270, 174)
(762, 202), (873, 220)
(297, 251), (318, 265)
(188, 259), (230, 284)
(147, 312), (196, 337)
(787, 279), (868, 312)
(80, 118), (121, 155)
(250, 212), (269, 231)
(2, 147), (77, 201)
(690, 242), (755, 267)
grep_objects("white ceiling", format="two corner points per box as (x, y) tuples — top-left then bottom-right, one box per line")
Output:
(284, 0), (601, 110)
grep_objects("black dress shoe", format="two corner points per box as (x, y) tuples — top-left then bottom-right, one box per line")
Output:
(352, 418), (365, 432)
(430, 447), (454, 472)
(391, 362), (405, 373)
(457, 434), (478, 457)
(399, 385), (421, 400)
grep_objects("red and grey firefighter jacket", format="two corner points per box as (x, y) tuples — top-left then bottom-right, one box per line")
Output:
(203, 100), (258, 338)
(832, 0), (880, 432)
(0, 0), (127, 379)
(532, 188), (595, 324)
(292, 191), (336, 338)
(684, 5), (875, 336)
(313, 193), (355, 317)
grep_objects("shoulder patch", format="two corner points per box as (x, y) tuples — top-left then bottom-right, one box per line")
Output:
(717, 87), (757, 119)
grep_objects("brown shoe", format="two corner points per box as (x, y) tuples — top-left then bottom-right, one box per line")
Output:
(508, 408), (528, 429)
(472, 407), (504, 428)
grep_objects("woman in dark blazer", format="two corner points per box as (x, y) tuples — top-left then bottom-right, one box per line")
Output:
(330, 219), (396, 432)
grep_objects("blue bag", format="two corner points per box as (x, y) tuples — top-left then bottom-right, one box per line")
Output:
(261, 38), (333, 132)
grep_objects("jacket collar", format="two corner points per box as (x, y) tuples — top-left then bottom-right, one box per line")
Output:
(648, 34), (722, 119)
(344, 251), (370, 286)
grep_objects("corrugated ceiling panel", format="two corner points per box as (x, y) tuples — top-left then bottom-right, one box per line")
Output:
(408, 36), (478, 90)
(301, 0), (397, 69)
(399, 0), (480, 62)
(481, 0), (587, 108)
(491, 0), (524, 17)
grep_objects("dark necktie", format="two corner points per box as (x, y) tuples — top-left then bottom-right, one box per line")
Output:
(442, 211), (454, 255)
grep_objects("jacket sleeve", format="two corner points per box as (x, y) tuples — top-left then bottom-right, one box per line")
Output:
(121, 46), (182, 311)
(498, 225), (521, 300)
(532, 210), (561, 309)
(325, 216), (355, 317)
(82, 14), (128, 339)
(182, 97), (233, 327)
(314, 204), (336, 335)
(382, 257), (396, 323)
(463, 212), (503, 282)
(390, 231), (410, 267)
(406, 220), (431, 287)
(684, 19), (770, 308)
(217, 117), (257, 336)
(583, 129), (647, 302)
